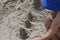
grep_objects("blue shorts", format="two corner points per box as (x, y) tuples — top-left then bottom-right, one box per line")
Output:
(41, 0), (60, 11)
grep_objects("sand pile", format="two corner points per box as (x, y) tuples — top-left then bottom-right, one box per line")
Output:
(0, 0), (51, 40)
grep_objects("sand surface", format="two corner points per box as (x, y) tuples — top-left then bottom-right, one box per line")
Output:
(0, 0), (51, 40)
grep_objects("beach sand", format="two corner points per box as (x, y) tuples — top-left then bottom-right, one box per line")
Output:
(0, 0), (51, 40)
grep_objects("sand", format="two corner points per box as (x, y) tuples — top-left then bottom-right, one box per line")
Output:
(0, 0), (51, 40)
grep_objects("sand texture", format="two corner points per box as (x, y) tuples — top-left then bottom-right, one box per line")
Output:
(0, 0), (51, 40)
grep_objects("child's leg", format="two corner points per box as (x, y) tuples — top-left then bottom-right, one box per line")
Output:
(55, 12), (60, 38)
(44, 11), (59, 40)
(50, 11), (60, 39)
(44, 12), (60, 40)
(44, 11), (57, 31)
(44, 18), (58, 40)
(56, 29), (60, 37)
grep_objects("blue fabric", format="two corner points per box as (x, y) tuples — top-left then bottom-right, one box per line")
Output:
(41, 0), (60, 11)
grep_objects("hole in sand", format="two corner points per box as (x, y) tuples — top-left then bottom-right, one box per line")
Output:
(19, 28), (29, 40)
(25, 20), (32, 28)
(28, 12), (33, 21)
